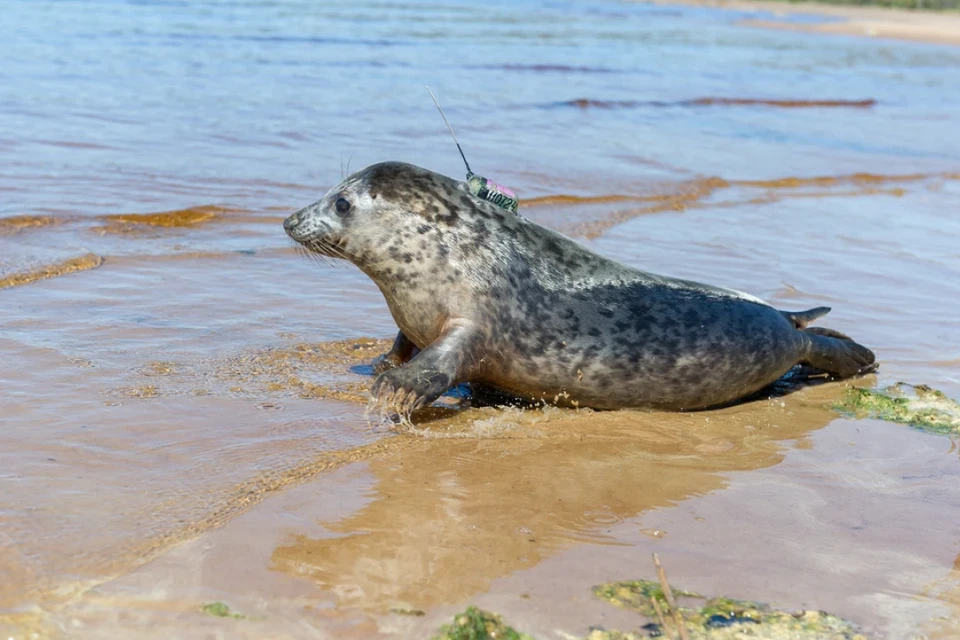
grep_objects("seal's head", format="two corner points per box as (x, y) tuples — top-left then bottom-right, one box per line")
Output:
(285, 161), (520, 346)
(283, 162), (390, 264)
(284, 161), (513, 281)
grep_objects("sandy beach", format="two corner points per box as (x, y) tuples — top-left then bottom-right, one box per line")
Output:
(3, 1), (960, 638)
(655, 0), (960, 46)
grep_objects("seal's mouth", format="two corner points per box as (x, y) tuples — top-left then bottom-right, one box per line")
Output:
(289, 235), (352, 268)
(286, 227), (350, 263)
(284, 208), (352, 263)
(282, 208), (311, 241)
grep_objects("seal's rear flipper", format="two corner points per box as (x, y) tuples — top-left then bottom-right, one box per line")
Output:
(781, 306), (832, 329)
(801, 326), (877, 378)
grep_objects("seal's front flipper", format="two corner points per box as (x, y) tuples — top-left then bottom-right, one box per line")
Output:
(370, 324), (476, 416)
(800, 326), (878, 379)
(372, 331), (419, 374)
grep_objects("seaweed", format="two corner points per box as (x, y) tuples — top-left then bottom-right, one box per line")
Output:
(835, 383), (960, 436)
(432, 606), (534, 640)
(593, 580), (702, 618)
(429, 598), (865, 640)
(590, 566), (866, 640)
(429, 554), (866, 639)
(584, 631), (647, 640)
(200, 602), (245, 619)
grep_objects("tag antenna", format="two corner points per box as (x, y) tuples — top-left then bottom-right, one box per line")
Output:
(425, 86), (472, 177)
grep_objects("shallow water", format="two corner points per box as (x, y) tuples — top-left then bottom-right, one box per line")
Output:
(2, 0), (960, 638)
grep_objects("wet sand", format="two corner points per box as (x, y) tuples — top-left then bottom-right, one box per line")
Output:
(3, 171), (960, 638)
(3, 1), (960, 638)
(14, 386), (960, 639)
(653, 0), (960, 46)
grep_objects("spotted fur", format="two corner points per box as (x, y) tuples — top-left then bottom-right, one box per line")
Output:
(284, 162), (877, 412)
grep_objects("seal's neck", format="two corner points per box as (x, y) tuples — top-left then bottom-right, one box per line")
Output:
(355, 241), (488, 348)
(369, 275), (453, 348)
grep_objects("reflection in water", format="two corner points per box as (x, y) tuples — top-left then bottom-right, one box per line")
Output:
(561, 97), (878, 109)
(270, 386), (844, 612)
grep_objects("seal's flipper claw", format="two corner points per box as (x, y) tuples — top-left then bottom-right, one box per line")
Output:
(372, 331), (419, 374)
(370, 381), (396, 419)
(372, 354), (399, 375)
(396, 389), (411, 415)
(386, 387), (400, 413)
(370, 322), (477, 415)
(407, 393), (425, 415)
(372, 368), (424, 415)
(393, 388), (410, 413)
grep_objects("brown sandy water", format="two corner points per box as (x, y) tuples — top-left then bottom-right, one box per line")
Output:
(3, 1), (960, 638)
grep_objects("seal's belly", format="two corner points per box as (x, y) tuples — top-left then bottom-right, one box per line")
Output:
(480, 286), (805, 411)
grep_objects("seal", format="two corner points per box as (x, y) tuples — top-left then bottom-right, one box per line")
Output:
(284, 162), (876, 413)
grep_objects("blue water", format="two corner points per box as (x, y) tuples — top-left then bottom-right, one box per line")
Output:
(2, 1), (960, 636)
(2, 0), (960, 218)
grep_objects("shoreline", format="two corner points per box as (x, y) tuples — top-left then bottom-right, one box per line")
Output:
(653, 0), (960, 46)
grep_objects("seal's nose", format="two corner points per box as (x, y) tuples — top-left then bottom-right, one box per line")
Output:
(283, 212), (301, 233)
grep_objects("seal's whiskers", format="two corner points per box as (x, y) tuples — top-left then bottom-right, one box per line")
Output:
(294, 243), (328, 267)
(298, 238), (353, 266)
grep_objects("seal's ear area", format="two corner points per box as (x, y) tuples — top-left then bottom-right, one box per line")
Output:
(361, 161), (421, 203)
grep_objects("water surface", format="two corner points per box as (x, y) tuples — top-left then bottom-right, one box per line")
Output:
(2, 1), (960, 638)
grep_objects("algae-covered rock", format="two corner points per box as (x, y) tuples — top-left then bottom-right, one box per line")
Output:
(685, 599), (864, 639)
(592, 579), (701, 617)
(200, 601), (245, 619)
(429, 598), (864, 639)
(835, 383), (960, 436)
(591, 581), (866, 639)
(432, 606), (534, 640)
(584, 630), (647, 640)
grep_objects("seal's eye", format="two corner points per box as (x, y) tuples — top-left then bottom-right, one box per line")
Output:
(335, 197), (351, 216)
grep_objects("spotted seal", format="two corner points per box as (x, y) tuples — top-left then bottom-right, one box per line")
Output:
(284, 162), (876, 413)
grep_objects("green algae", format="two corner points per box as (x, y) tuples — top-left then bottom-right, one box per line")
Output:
(584, 631), (646, 640)
(835, 383), (960, 436)
(432, 563), (867, 638)
(592, 579), (702, 617)
(200, 602), (245, 619)
(590, 580), (866, 640)
(432, 596), (864, 639)
(432, 606), (534, 640)
(686, 600), (863, 639)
